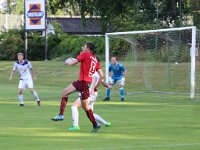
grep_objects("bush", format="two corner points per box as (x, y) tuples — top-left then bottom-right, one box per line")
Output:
(0, 29), (105, 60)
(49, 34), (105, 60)
(0, 29), (192, 62)
(0, 29), (24, 60)
(28, 32), (45, 60)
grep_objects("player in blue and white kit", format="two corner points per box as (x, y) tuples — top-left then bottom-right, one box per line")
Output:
(103, 56), (126, 101)
(9, 53), (40, 106)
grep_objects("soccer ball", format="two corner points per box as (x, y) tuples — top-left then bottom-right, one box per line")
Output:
(65, 58), (76, 64)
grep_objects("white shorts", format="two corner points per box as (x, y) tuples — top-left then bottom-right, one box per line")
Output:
(88, 92), (98, 111)
(18, 79), (33, 89)
(109, 77), (125, 86)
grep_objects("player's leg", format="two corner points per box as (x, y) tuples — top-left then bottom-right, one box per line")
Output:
(29, 88), (40, 106)
(103, 77), (116, 101)
(88, 92), (97, 111)
(68, 98), (81, 131)
(88, 99), (109, 127)
(91, 97), (111, 126)
(28, 86), (40, 106)
(81, 99), (100, 132)
(118, 78), (125, 101)
(94, 114), (112, 127)
(103, 78), (112, 101)
(119, 87), (125, 101)
(26, 79), (39, 103)
(18, 88), (24, 106)
(51, 83), (77, 121)
(104, 88), (111, 101)
(27, 79), (40, 106)
(91, 93), (111, 127)
(80, 83), (100, 132)
(18, 80), (25, 106)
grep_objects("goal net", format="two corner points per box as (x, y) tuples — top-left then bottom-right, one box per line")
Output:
(105, 26), (200, 99)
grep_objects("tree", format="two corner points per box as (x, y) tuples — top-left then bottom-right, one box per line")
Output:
(48, 0), (159, 32)
(187, 0), (200, 29)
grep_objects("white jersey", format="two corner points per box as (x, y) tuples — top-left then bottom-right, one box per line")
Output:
(89, 72), (100, 91)
(13, 60), (32, 80)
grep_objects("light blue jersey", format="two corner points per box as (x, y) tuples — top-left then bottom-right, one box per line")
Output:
(109, 63), (126, 80)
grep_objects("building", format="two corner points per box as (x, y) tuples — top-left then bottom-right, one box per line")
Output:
(44, 17), (112, 36)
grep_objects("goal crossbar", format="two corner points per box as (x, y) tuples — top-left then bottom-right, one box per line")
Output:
(106, 26), (195, 36)
(105, 26), (197, 99)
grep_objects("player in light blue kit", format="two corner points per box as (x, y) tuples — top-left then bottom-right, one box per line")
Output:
(103, 56), (126, 102)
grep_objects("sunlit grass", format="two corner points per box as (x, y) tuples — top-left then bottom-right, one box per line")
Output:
(1, 61), (200, 150)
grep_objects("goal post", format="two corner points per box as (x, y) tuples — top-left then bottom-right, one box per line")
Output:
(191, 26), (196, 98)
(105, 26), (198, 99)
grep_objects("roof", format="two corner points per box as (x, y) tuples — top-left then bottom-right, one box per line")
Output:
(47, 17), (112, 35)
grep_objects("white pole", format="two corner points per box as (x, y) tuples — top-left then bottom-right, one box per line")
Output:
(190, 26), (196, 99)
(106, 26), (194, 36)
(25, 31), (28, 59)
(105, 34), (110, 83)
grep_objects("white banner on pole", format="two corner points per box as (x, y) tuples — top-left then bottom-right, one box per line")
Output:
(25, 0), (46, 30)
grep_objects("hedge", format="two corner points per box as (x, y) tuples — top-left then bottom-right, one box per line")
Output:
(0, 29), (193, 62)
(0, 29), (105, 60)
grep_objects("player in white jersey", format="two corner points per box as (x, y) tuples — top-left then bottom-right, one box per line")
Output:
(68, 71), (112, 131)
(9, 53), (40, 106)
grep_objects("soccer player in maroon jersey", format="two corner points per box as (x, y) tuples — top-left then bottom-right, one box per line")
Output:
(51, 42), (103, 132)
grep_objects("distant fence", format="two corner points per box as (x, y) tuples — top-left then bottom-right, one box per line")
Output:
(0, 14), (23, 32)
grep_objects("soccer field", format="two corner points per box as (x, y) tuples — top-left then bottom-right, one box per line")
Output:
(0, 61), (200, 150)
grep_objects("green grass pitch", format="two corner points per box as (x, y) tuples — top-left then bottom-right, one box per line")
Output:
(0, 61), (200, 150)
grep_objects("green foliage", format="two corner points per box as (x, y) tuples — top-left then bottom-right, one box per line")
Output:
(48, 0), (200, 32)
(4, 0), (200, 32)
(0, 29), (194, 62)
(113, 4), (159, 32)
(27, 32), (45, 60)
(3, 0), (199, 35)
(0, 29), (106, 61)
(187, 0), (200, 29)
(51, 21), (63, 34)
(0, 29), (24, 60)
(48, 34), (105, 60)
(13, 0), (24, 15)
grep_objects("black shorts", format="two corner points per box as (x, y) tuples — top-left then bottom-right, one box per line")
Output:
(72, 80), (90, 100)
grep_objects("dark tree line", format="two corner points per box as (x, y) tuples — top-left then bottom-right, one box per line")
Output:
(48, 0), (200, 32)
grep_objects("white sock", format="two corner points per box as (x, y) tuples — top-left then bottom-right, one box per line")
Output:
(18, 95), (24, 104)
(71, 106), (79, 126)
(33, 91), (40, 101)
(94, 114), (108, 125)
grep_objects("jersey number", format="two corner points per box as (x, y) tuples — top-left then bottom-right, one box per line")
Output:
(89, 56), (97, 77)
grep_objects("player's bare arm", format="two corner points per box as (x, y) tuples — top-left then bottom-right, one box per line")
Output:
(101, 80), (111, 89)
(30, 68), (36, 80)
(9, 70), (15, 80)
(94, 68), (104, 90)
(97, 68), (104, 79)
(95, 70), (111, 89)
